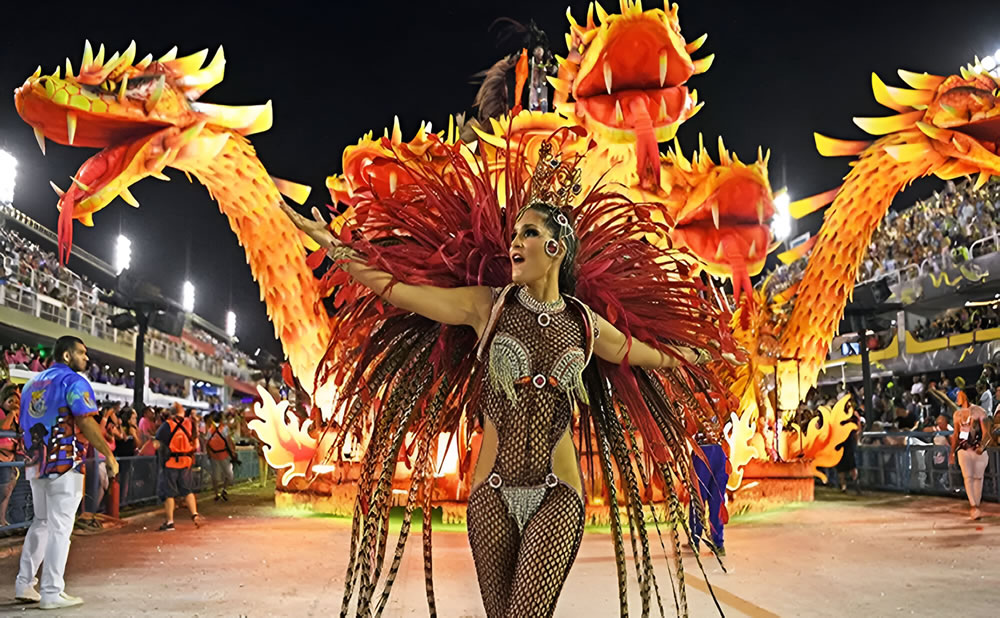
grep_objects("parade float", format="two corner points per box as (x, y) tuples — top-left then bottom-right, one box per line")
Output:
(20, 0), (1000, 524)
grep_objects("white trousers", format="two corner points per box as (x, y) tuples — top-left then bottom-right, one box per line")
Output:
(957, 449), (989, 507)
(15, 470), (84, 600)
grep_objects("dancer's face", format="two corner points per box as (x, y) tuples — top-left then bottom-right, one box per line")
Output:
(510, 210), (562, 286)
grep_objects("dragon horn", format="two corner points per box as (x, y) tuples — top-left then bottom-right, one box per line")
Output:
(852, 110), (923, 135)
(594, 1), (609, 24)
(81, 40), (94, 69)
(158, 46), (178, 62)
(870, 73), (909, 112)
(165, 48), (209, 74)
(789, 188), (839, 219)
(685, 33), (708, 54)
(897, 69), (945, 90)
(177, 47), (226, 100)
(814, 133), (871, 157)
(693, 53), (715, 75)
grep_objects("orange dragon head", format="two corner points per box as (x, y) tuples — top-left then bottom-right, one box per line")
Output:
(325, 116), (465, 208)
(796, 66), (1000, 222)
(550, 1), (712, 190)
(14, 41), (282, 261)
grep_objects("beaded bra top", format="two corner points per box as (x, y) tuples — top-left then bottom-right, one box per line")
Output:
(480, 286), (598, 407)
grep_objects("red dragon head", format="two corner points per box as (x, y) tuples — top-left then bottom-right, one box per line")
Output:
(658, 138), (776, 299)
(550, 0), (712, 190)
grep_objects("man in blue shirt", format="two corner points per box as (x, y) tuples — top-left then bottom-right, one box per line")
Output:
(14, 336), (118, 610)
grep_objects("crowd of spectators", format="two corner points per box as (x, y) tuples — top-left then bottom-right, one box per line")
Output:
(911, 305), (1000, 341)
(800, 365), (1000, 446)
(859, 179), (1000, 281)
(1, 223), (253, 382)
(764, 178), (1000, 298)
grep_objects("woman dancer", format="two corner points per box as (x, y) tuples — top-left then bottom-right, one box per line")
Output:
(284, 142), (733, 617)
(949, 404), (991, 520)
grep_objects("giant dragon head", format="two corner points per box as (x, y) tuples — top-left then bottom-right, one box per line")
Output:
(14, 41), (280, 260)
(550, 1), (712, 190)
(659, 138), (775, 298)
(794, 66), (1000, 221)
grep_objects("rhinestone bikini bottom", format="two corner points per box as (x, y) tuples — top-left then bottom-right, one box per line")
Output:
(487, 471), (560, 532)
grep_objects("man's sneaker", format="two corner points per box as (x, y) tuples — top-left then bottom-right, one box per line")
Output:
(221, 490), (229, 502)
(214, 494), (221, 501)
(158, 521), (175, 531)
(192, 513), (204, 528)
(14, 585), (41, 602)
(39, 592), (84, 610)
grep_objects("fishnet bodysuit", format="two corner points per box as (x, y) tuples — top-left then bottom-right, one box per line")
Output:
(467, 290), (588, 618)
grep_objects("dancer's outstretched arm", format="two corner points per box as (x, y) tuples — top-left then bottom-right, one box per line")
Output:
(282, 204), (493, 335)
(592, 313), (707, 369)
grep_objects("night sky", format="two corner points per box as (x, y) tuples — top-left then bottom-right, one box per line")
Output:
(2, 0), (999, 357)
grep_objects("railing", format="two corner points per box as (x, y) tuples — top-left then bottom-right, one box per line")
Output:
(1, 254), (224, 377)
(855, 443), (999, 503)
(970, 233), (1000, 259)
(0, 438), (262, 534)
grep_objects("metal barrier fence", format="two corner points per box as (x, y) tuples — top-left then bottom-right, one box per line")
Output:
(856, 444), (999, 502)
(0, 446), (262, 534)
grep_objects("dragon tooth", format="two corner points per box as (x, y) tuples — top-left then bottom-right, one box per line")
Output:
(66, 111), (77, 145)
(70, 176), (91, 192)
(151, 172), (171, 181)
(711, 204), (720, 229)
(748, 240), (758, 259)
(614, 100), (624, 124)
(658, 97), (668, 121)
(119, 186), (140, 207)
(389, 171), (398, 194)
(118, 76), (128, 102)
(659, 51), (668, 87)
(49, 181), (65, 197)
(756, 199), (765, 224)
(145, 75), (165, 113)
(33, 128), (46, 155)
(604, 63), (613, 95)
(715, 243), (725, 260)
(65, 57), (74, 77)
(975, 171), (991, 191)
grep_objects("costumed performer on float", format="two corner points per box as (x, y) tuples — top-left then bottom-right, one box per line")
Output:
(283, 142), (730, 617)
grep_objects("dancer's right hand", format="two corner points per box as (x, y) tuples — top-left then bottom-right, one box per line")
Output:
(279, 202), (339, 249)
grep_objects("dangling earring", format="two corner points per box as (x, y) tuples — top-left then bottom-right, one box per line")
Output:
(545, 239), (559, 257)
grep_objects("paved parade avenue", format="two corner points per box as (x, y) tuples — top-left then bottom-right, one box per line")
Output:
(0, 485), (996, 616)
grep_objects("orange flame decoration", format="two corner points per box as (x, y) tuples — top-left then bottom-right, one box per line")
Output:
(247, 386), (322, 485)
(780, 396), (858, 482)
(724, 407), (764, 491)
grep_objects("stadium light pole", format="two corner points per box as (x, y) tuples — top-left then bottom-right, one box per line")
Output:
(0, 150), (16, 204)
(182, 280), (195, 313)
(114, 234), (131, 274)
(225, 310), (237, 338)
(772, 188), (792, 242)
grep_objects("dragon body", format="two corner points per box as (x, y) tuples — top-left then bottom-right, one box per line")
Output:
(14, 42), (333, 400)
(780, 69), (1000, 393)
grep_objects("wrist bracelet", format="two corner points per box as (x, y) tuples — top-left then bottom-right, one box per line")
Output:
(327, 245), (360, 272)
